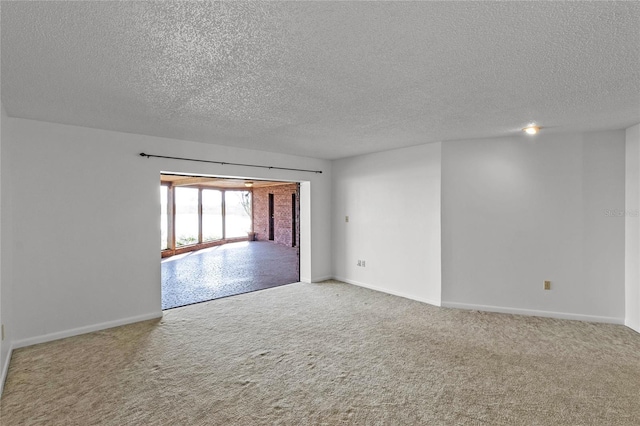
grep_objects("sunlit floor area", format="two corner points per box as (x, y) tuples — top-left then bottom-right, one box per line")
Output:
(161, 241), (299, 309)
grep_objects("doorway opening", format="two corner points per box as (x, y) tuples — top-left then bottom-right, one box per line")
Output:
(292, 193), (297, 247)
(160, 174), (301, 310)
(268, 193), (275, 241)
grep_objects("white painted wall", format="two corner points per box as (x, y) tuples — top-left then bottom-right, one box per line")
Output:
(2, 118), (332, 347)
(625, 123), (640, 333)
(332, 143), (442, 305)
(441, 131), (626, 323)
(0, 104), (9, 394)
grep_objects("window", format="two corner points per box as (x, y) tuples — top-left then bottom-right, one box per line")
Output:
(202, 189), (223, 242)
(175, 187), (199, 246)
(161, 181), (253, 254)
(225, 191), (252, 238)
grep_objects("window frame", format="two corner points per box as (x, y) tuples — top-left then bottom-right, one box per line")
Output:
(161, 183), (253, 258)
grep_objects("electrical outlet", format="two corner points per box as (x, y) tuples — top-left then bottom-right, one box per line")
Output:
(544, 280), (551, 290)
(362, 260), (366, 267)
(345, 216), (349, 223)
(357, 260), (362, 266)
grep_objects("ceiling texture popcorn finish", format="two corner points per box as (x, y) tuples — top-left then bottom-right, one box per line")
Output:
(1, 1), (639, 160)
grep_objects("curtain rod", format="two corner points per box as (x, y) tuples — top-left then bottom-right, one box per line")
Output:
(139, 153), (323, 174)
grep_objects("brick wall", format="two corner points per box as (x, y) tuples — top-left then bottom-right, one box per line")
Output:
(253, 183), (299, 247)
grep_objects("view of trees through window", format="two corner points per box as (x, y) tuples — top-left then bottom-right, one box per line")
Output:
(162, 183), (252, 250)
(225, 191), (252, 238)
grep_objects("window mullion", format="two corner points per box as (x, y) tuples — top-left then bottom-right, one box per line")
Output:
(198, 188), (203, 244)
(222, 190), (226, 240)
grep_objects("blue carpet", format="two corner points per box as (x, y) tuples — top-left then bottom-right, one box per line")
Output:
(161, 241), (299, 309)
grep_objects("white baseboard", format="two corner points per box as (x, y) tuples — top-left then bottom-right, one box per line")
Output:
(311, 275), (334, 283)
(1, 343), (14, 396)
(330, 277), (624, 325)
(441, 301), (624, 325)
(12, 311), (164, 350)
(334, 276), (441, 307)
(625, 319), (640, 334)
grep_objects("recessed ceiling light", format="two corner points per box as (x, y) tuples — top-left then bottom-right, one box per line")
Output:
(523, 125), (541, 135)
(244, 181), (254, 188)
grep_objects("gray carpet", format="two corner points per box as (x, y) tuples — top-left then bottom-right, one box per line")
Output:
(2, 281), (640, 425)
(162, 241), (299, 309)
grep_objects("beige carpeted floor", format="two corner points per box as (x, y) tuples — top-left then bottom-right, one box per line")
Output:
(2, 280), (640, 425)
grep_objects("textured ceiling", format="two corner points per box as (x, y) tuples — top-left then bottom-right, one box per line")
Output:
(2, 1), (639, 160)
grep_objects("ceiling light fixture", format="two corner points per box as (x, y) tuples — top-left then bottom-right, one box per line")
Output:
(523, 125), (541, 135)
(244, 181), (254, 188)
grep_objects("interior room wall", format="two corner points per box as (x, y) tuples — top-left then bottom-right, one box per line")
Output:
(441, 130), (626, 323)
(2, 117), (332, 349)
(0, 107), (3, 369)
(299, 182), (313, 283)
(332, 143), (442, 305)
(0, 104), (10, 394)
(625, 123), (640, 333)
